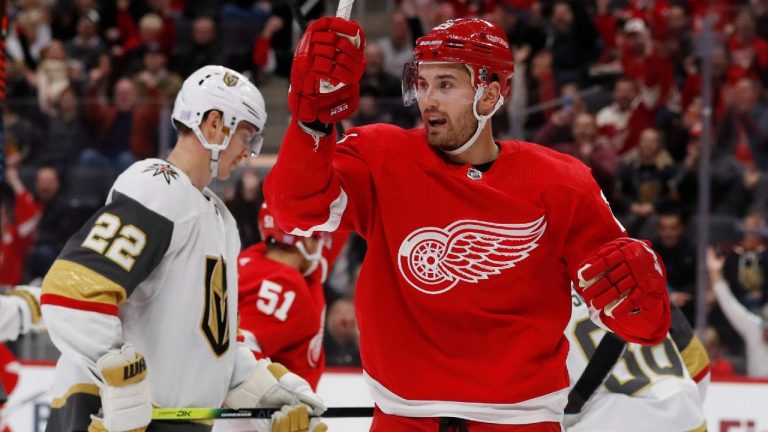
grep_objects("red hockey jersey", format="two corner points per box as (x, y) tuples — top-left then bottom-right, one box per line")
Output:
(0, 191), (41, 286)
(238, 244), (326, 389)
(265, 121), (636, 424)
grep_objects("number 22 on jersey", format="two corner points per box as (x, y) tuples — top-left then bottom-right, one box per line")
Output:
(81, 213), (147, 271)
(257, 280), (296, 322)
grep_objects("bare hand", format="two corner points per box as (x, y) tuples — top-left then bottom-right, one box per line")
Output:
(513, 44), (531, 64)
(5, 152), (21, 170)
(137, 71), (156, 88)
(263, 16), (284, 37)
(706, 247), (725, 281)
(670, 291), (692, 307)
(4, 153), (25, 193)
(744, 164), (761, 188)
(630, 202), (654, 216)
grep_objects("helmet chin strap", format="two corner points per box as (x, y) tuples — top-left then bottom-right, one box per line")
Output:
(297, 238), (325, 276)
(443, 86), (505, 156)
(209, 149), (221, 179)
(192, 128), (233, 179)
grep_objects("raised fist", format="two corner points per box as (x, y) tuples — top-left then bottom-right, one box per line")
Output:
(289, 17), (366, 124)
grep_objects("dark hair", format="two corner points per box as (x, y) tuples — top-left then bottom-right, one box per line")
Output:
(656, 205), (685, 223)
(173, 110), (217, 135)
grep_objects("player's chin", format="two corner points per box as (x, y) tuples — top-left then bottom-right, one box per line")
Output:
(427, 138), (463, 153)
(426, 132), (459, 151)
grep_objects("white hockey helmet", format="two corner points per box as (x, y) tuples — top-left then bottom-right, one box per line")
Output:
(172, 65), (267, 176)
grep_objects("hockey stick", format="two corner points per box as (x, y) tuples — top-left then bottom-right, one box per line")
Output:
(152, 406), (374, 420)
(564, 332), (626, 414)
(335, 0), (355, 20)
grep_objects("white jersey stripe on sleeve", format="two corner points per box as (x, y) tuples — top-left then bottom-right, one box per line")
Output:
(288, 190), (348, 236)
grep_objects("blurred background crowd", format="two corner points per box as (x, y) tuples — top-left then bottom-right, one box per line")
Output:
(1, 0), (768, 379)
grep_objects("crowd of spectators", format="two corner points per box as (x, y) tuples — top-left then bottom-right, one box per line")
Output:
(2, 0), (768, 375)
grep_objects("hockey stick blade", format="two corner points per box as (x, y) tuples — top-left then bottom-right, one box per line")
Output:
(152, 406), (374, 420)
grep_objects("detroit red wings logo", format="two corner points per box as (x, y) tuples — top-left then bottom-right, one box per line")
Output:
(398, 217), (547, 294)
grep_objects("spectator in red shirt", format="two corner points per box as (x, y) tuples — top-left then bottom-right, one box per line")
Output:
(620, 0), (671, 41)
(596, 77), (655, 155)
(620, 19), (676, 113)
(0, 155), (42, 287)
(728, 8), (768, 84)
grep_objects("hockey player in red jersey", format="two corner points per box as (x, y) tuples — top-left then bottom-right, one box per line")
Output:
(265, 16), (671, 431)
(238, 203), (336, 390)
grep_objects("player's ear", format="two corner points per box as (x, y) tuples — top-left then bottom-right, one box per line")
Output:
(478, 82), (501, 116)
(201, 110), (223, 140)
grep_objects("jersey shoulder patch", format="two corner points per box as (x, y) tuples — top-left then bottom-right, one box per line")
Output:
(110, 159), (193, 222)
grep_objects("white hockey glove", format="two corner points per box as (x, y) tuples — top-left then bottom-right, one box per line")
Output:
(6, 285), (44, 334)
(225, 360), (326, 431)
(87, 344), (152, 432)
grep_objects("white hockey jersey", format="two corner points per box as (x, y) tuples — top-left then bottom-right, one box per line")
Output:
(0, 287), (42, 342)
(564, 288), (708, 432)
(41, 159), (257, 431)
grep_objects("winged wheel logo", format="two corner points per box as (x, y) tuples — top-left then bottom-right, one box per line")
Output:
(397, 217), (547, 294)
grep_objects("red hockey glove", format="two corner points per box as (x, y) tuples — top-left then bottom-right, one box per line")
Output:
(289, 17), (366, 124)
(576, 238), (670, 345)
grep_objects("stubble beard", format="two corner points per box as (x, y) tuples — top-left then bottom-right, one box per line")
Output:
(425, 109), (479, 152)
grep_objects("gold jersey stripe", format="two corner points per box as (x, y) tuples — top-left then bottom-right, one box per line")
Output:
(688, 421), (707, 432)
(6, 289), (41, 324)
(681, 336), (710, 380)
(42, 259), (127, 306)
(51, 383), (100, 409)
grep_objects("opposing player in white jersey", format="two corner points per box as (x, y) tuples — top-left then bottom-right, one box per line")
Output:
(0, 285), (44, 426)
(0, 286), (43, 342)
(40, 65), (326, 432)
(565, 287), (709, 432)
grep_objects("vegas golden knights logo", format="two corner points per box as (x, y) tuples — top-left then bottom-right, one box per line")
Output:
(223, 72), (239, 87)
(201, 256), (230, 357)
